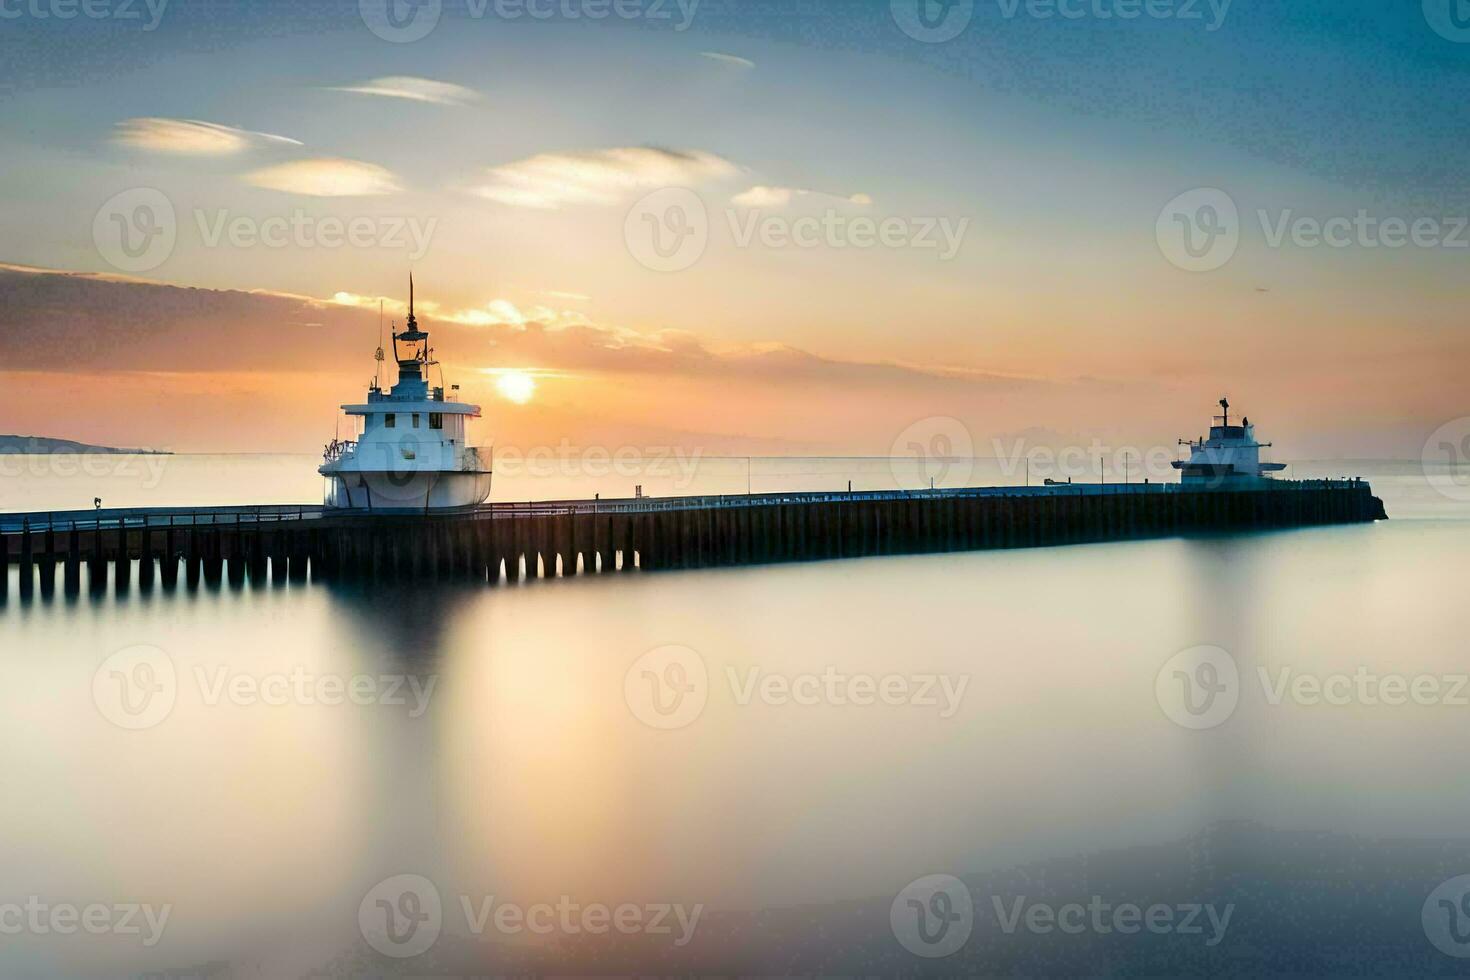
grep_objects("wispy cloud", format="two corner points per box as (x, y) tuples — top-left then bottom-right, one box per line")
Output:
(245, 158), (400, 197)
(700, 51), (755, 69)
(447, 299), (592, 329)
(330, 75), (480, 106)
(732, 185), (872, 208)
(467, 147), (739, 209)
(331, 290), (589, 331)
(113, 118), (302, 155)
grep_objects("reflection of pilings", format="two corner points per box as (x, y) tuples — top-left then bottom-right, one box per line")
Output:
(19, 522), (33, 598)
(289, 529), (308, 583)
(65, 525), (80, 595)
(227, 518), (246, 587)
(40, 522), (55, 597)
(185, 525), (201, 590)
(160, 522), (178, 590)
(139, 518), (155, 590)
(203, 527), (223, 586)
(248, 525), (267, 586)
(271, 527), (289, 586)
(115, 519), (131, 593)
(88, 520), (105, 593)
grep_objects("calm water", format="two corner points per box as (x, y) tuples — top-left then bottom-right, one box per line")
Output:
(1, 457), (1468, 976)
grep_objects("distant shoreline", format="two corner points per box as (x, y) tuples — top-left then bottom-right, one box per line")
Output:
(0, 435), (171, 455)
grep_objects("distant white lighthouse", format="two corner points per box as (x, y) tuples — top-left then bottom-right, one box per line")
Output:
(319, 277), (494, 511)
(1173, 397), (1288, 487)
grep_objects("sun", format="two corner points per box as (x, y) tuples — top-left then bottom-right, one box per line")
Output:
(494, 370), (537, 405)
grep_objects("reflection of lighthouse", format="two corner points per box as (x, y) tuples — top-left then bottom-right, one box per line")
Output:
(319, 277), (494, 511)
(1173, 397), (1289, 487)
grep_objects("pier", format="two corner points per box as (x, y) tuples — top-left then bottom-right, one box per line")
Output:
(0, 480), (1386, 598)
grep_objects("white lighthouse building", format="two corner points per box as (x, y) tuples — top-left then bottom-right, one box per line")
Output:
(1173, 397), (1288, 487)
(320, 278), (493, 511)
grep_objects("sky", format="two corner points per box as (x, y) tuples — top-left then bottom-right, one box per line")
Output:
(0, 0), (1466, 459)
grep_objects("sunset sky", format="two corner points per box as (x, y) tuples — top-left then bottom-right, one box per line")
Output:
(1, 0), (1466, 458)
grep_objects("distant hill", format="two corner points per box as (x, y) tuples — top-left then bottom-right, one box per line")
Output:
(0, 435), (169, 455)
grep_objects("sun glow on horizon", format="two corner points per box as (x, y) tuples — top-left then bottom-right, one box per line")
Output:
(494, 370), (537, 405)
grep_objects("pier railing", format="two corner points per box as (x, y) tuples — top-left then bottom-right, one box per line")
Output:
(0, 478), (1373, 533)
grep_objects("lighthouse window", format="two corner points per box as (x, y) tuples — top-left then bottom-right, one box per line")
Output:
(429, 413), (443, 430)
(384, 413), (396, 429)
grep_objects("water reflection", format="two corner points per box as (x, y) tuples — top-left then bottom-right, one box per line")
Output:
(0, 515), (1468, 975)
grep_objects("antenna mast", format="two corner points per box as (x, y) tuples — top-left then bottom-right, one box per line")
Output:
(374, 300), (386, 390)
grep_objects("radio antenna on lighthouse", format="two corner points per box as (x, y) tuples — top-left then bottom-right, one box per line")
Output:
(374, 300), (386, 390)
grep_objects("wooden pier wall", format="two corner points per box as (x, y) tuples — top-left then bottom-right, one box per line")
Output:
(0, 485), (1386, 598)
